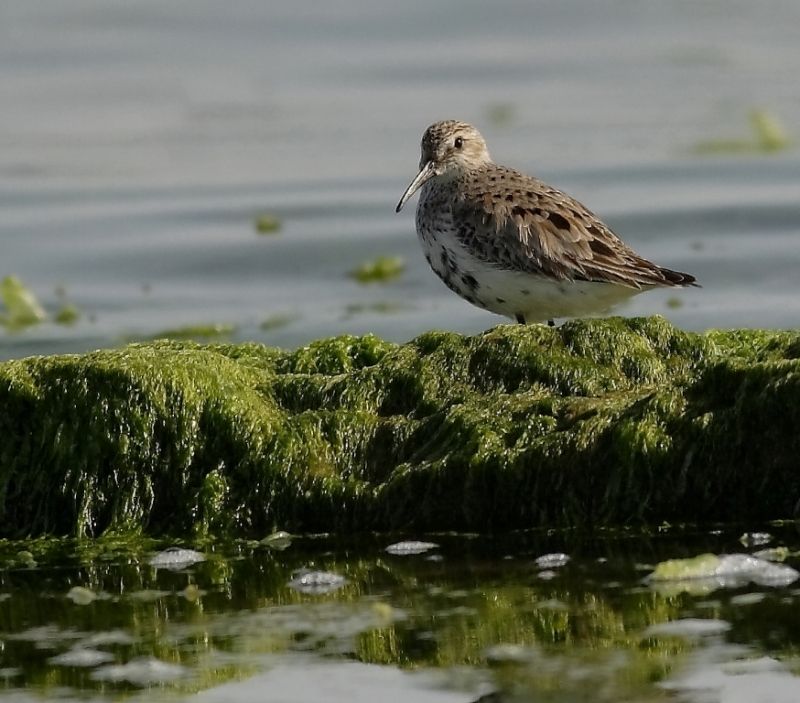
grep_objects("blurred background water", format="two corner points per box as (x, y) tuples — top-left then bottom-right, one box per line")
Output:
(2, 5), (800, 701)
(1, 0), (798, 360)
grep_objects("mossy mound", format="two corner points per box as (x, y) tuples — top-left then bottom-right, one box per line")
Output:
(1, 316), (799, 538)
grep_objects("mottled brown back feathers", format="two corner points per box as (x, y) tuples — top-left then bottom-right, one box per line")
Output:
(452, 163), (697, 289)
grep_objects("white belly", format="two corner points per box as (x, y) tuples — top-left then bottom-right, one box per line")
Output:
(467, 265), (645, 322)
(418, 230), (644, 323)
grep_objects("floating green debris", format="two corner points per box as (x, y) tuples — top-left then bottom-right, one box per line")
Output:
(149, 324), (236, 341)
(750, 109), (791, 151)
(649, 553), (721, 581)
(254, 214), (282, 235)
(648, 553), (799, 596)
(349, 256), (406, 284)
(692, 139), (753, 155)
(693, 109), (792, 154)
(344, 301), (411, 317)
(0, 276), (47, 330)
(260, 314), (295, 331)
(54, 304), (81, 326)
(665, 297), (684, 310)
(753, 547), (791, 562)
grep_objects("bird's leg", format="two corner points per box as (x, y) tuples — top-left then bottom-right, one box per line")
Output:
(515, 313), (526, 325)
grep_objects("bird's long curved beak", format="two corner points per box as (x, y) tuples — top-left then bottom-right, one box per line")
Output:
(395, 160), (436, 213)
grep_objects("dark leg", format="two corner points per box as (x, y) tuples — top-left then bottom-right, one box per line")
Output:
(547, 319), (555, 327)
(515, 313), (525, 325)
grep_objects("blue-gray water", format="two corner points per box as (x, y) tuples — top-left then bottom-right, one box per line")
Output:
(1, 0), (799, 360)
(1, 4), (800, 699)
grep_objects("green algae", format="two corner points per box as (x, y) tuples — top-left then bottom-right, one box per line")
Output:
(349, 256), (406, 283)
(259, 313), (295, 331)
(693, 108), (792, 154)
(0, 316), (799, 538)
(344, 301), (413, 317)
(0, 275), (47, 330)
(254, 213), (282, 234)
(650, 553), (722, 581)
(146, 323), (236, 341)
(54, 304), (81, 326)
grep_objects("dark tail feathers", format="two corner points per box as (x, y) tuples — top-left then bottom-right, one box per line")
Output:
(659, 267), (699, 287)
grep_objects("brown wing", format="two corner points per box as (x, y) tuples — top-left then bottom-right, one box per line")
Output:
(452, 165), (696, 288)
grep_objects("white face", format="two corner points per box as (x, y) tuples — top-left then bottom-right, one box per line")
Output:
(396, 121), (491, 212)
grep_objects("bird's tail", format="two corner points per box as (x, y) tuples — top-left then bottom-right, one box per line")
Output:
(658, 267), (699, 287)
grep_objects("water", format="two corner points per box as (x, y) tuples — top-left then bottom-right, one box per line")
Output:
(1, 3), (800, 700)
(1, 528), (800, 701)
(1, 1), (799, 360)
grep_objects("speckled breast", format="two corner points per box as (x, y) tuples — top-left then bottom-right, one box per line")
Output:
(415, 182), (492, 311)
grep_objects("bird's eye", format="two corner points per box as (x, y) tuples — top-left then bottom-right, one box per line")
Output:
(454, 137), (464, 149)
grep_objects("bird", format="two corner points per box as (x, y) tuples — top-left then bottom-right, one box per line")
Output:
(395, 120), (697, 326)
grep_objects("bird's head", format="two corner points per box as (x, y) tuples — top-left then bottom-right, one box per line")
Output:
(396, 120), (491, 212)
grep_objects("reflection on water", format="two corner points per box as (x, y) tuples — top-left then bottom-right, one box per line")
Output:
(0, 529), (799, 701)
(1, 2), (799, 360)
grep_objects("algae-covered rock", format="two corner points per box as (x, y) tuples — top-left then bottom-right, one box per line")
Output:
(0, 316), (799, 538)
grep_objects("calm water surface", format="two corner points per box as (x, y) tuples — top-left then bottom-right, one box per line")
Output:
(1, 2), (800, 701)
(1, 528), (800, 702)
(1, 1), (799, 359)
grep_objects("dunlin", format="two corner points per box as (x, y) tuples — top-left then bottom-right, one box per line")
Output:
(396, 120), (697, 325)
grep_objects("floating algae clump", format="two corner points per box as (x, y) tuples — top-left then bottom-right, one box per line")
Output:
(693, 108), (792, 154)
(349, 256), (406, 283)
(0, 275), (47, 330)
(0, 316), (799, 538)
(254, 213), (282, 234)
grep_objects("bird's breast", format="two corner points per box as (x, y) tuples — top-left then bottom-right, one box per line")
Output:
(415, 184), (454, 246)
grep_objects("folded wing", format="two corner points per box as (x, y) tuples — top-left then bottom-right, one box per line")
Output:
(452, 166), (696, 289)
